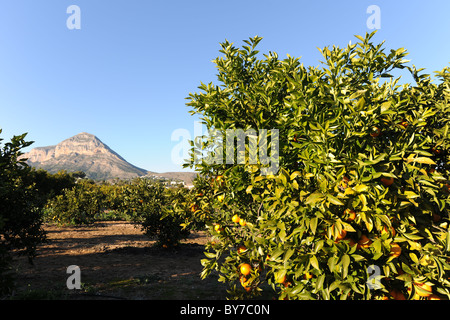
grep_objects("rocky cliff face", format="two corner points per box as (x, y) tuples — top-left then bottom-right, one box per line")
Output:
(22, 132), (149, 180)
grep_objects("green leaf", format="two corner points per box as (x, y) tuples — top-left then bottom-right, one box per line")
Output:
(305, 192), (325, 206)
(354, 34), (365, 42)
(327, 194), (345, 206)
(284, 248), (295, 264)
(204, 252), (216, 259)
(328, 256), (337, 272)
(353, 184), (369, 193)
(341, 254), (350, 278)
(310, 217), (318, 234)
(310, 255), (320, 270)
(405, 156), (436, 165)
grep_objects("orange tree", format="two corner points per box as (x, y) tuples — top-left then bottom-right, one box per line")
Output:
(118, 179), (191, 247)
(0, 130), (46, 295)
(184, 32), (450, 299)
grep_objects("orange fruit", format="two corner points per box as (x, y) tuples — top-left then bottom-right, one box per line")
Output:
(381, 225), (396, 237)
(217, 194), (225, 202)
(432, 213), (441, 223)
(381, 176), (394, 187)
(215, 175), (225, 186)
(357, 234), (372, 249)
(414, 282), (433, 297)
(239, 219), (247, 227)
(346, 238), (357, 247)
(389, 242), (402, 258)
(277, 274), (287, 284)
(303, 272), (313, 280)
(407, 285), (421, 300)
(428, 294), (441, 300)
(431, 147), (442, 155)
(343, 209), (356, 222)
(370, 127), (381, 137)
(240, 276), (252, 292)
(214, 224), (224, 233)
(232, 214), (240, 223)
(240, 263), (252, 276)
(389, 289), (406, 300)
(237, 245), (246, 254)
(399, 120), (408, 128)
(335, 229), (347, 241)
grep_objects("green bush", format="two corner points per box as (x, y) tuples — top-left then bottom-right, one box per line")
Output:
(119, 179), (191, 247)
(0, 130), (46, 296)
(46, 180), (105, 225)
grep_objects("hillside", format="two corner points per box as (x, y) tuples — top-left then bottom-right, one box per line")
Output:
(22, 132), (195, 184)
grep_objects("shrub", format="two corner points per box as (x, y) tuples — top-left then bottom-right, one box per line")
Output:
(47, 180), (105, 225)
(185, 32), (450, 299)
(119, 179), (191, 247)
(0, 130), (46, 296)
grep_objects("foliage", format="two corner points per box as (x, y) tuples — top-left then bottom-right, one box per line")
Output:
(45, 177), (195, 247)
(0, 130), (46, 296)
(185, 32), (450, 299)
(46, 180), (106, 225)
(118, 179), (191, 247)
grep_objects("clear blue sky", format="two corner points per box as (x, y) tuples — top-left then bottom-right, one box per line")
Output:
(1, 1), (449, 172)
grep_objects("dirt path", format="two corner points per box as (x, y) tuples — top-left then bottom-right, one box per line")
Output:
(11, 221), (227, 300)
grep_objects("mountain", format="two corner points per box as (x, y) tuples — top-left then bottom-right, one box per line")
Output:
(21, 132), (163, 181)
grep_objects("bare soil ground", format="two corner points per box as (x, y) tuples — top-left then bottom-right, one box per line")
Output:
(10, 221), (228, 300)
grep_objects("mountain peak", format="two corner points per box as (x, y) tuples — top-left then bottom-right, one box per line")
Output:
(22, 133), (149, 180)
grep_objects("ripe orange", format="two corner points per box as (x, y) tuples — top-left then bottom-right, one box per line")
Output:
(389, 242), (402, 258)
(240, 276), (251, 292)
(240, 263), (252, 276)
(399, 120), (408, 128)
(431, 147), (442, 155)
(381, 225), (396, 237)
(414, 282), (433, 297)
(346, 238), (357, 247)
(216, 175), (225, 187)
(303, 272), (313, 280)
(407, 285), (421, 300)
(232, 214), (240, 223)
(357, 234), (372, 249)
(214, 224), (224, 233)
(343, 209), (356, 222)
(428, 294), (441, 300)
(335, 229), (347, 241)
(432, 213), (441, 223)
(381, 176), (394, 187)
(370, 127), (381, 137)
(239, 219), (247, 227)
(237, 245), (246, 254)
(277, 274), (287, 284)
(389, 289), (406, 300)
